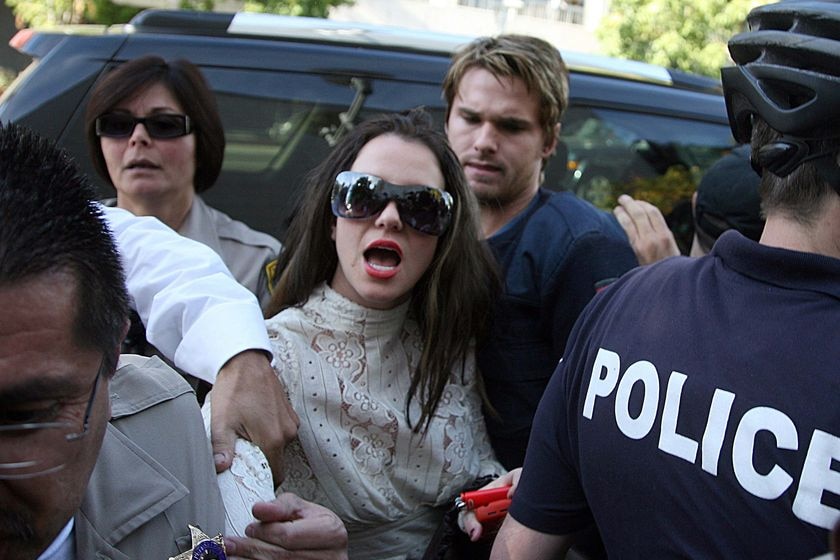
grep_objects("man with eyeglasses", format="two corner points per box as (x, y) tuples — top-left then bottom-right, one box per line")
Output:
(0, 122), (347, 559)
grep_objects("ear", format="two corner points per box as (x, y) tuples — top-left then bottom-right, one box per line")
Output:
(119, 318), (130, 344)
(330, 220), (336, 242)
(542, 123), (561, 159)
(109, 319), (131, 373)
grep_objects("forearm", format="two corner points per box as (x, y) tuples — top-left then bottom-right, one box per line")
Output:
(105, 206), (272, 383)
(491, 514), (573, 560)
(106, 206), (295, 478)
(174, 301), (271, 384)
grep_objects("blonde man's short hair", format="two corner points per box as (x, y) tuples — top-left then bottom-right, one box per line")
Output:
(443, 34), (570, 144)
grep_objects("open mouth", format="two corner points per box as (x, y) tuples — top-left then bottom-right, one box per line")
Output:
(364, 246), (401, 271)
(125, 159), (159, 170)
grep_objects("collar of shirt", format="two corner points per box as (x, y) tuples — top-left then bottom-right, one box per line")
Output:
(488, 190), (543, 241)
(712, 230), (840, 300)
(37, 518), (75, 560)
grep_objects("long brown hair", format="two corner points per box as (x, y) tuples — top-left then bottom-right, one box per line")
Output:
(267, 108), (499, 432)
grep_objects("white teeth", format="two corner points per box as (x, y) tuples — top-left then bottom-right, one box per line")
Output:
(368, 261), (397, 271)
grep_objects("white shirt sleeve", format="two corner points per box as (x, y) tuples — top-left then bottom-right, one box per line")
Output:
(103, 205), (272, 384)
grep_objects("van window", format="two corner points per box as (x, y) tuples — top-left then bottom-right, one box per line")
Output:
(178, 66), (730, 250)
(200, 67), (445, 241)
(552, 106), (734, 251)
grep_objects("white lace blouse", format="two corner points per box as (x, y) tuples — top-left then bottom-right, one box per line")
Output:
(210, 283), (504, 559)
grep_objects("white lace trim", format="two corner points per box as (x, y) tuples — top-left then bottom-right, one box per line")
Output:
(202, 403), (275, 537)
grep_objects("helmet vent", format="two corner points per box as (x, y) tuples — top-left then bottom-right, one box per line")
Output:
(759, 78), (816, 111)
(753, 11), (797, 32)
(750, 3), (840, 41)
(764, 44), (840, 79)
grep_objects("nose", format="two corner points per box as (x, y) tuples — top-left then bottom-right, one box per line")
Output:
(374, 201), (404, 232)
(128, 122), (151, 146)
(473, 122), (498, 155)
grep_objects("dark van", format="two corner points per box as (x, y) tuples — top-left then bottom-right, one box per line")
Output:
(0, 9), (734, 248)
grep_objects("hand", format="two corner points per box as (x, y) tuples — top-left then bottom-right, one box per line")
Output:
(224, 493), (348, 560)
(613, 194), (680, 265)
(460, 468), (522, 542)
(210, 350), (300, 483)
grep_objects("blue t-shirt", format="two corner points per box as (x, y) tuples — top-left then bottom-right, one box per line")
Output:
(479, 189), (638, 469)
(512, 231), (840, 558)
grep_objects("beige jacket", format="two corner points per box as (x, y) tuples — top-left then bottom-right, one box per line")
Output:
(74, 355), (225, 559)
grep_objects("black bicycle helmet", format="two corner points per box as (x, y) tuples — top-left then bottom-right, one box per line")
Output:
(721, 1), (840, 194)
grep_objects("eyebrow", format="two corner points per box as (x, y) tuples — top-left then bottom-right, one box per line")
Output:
(112, 107), (182, 115)
(0, 375), (88, 406)
(495, 116), (532, 129)
(457, 107), (533, 129)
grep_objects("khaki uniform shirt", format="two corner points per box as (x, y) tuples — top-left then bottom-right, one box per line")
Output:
(74, 355), (225, 559)
(104, 197), (281, 310)
(179, 196), (280, 309)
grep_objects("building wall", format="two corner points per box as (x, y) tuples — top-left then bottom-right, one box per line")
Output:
(329, 0), (608, 54)
(3, 0), (607, 61)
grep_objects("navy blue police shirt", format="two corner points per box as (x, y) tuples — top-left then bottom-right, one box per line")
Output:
(511, 231), (840, 558)
(479, 188), (638, 469)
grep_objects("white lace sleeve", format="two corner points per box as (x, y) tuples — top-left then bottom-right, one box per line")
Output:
(201, 400), (275, 537)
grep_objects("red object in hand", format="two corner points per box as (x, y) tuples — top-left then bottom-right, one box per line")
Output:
(458, 485), (512, 523)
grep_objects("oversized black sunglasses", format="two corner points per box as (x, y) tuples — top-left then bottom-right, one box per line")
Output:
(95, 113), (192, 139)
(331, 171), (454, 236)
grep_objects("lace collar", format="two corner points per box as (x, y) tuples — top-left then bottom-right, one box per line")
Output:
(303, 282), (412, 337)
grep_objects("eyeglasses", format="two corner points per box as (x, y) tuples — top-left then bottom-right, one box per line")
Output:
(0, 357), (106, 480)
(331, 171), (454, 236)
(95, 113), (192, 139)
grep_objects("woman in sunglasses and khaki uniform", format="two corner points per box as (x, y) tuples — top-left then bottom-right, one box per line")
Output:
(85, 56), (280, 310)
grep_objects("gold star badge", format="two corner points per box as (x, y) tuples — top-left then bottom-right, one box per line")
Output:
(169, 525), (227, 560)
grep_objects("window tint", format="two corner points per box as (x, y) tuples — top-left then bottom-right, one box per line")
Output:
(547, 106), (734, 251)
(199, 67), (445, 242)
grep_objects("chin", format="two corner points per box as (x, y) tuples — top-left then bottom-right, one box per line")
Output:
(118, 180), (175, 197)
(470, 183), (502, 204)
(0, 509), (46, 560)
(359, 286), (411, 310)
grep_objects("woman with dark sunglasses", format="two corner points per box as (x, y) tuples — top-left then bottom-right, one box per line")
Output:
(205, 108), (508, 558)
(84, 55), (281, 310)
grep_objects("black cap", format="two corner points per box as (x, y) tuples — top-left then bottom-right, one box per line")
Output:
(694, 145), (765, 251)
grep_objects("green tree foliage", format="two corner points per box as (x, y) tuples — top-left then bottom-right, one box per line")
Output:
(597, 0), (768, 77)
(5, 0), (141, 26)
(242, 0), (354, 17)
(178, 0), (355, 17)
(6, 0), (352, 26)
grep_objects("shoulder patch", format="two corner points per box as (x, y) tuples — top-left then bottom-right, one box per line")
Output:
(111, 355), (193, 418)
(264, 259), (279, 295)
